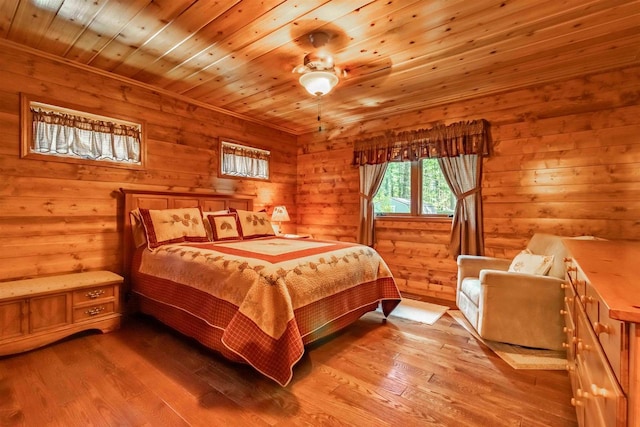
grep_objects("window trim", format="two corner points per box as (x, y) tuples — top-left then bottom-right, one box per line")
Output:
(219, 139), (271, 181)
(374, 159), (454, 218)
(20, 93), (146, 170)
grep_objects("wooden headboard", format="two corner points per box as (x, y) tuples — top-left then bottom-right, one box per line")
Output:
(119, 188), (254, 300)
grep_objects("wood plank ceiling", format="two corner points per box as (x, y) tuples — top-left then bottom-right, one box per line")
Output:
(1, 0), (639, 135)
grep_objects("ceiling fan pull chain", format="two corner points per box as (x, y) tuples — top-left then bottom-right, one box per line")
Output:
(317, 96), (322, 132)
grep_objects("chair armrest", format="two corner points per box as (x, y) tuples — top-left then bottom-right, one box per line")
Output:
(476, 270), (566, 350)
(479, 270), (565, 288)
(457, 255), (511, 280)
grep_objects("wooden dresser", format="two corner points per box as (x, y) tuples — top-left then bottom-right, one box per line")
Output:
(562, 239), (639, 427)
(0, 271), (122, 355)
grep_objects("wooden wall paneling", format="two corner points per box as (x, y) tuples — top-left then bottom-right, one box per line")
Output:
(297, 64), (640, 301)
(0, 43), (296, 283)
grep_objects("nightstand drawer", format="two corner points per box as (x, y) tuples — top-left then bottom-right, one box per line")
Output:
(73, 285), (115, 304)
(73, 302), (115, 322)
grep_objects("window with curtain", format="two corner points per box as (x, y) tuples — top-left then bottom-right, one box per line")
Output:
(373, 158), (455, 216)
(20, 94), (143, 169)
(353, 119), (489, 255)
(220, 140), (270, 180)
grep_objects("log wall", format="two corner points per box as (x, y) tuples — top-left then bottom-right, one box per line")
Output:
(297, 66), (640, 302)
(0, 43), (297, 281)
(2, 40), (639, 305)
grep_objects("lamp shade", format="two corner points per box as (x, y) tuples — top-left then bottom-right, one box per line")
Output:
(271, 205), (290, 222)
(299, 71), (339, 96)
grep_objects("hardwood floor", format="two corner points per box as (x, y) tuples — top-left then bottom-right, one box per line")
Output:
(0, 310), (578, 426)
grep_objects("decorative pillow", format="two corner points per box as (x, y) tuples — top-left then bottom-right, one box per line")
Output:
(508, 250), (555, 276)
(229, 208), (275, 239)
(203, 210), (229, 240)
(207, 213), (242, 241)
(139, 207), (209, 249)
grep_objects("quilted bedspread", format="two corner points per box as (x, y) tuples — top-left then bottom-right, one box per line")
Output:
(134, 236), (401, 385)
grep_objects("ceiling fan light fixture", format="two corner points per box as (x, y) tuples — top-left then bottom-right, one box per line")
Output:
(299, 71), (339, 96)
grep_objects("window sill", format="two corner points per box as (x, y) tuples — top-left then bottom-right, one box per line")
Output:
(375, 215), (452, 223)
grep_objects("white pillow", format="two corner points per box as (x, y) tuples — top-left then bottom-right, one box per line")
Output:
(508, 250), (554, 276)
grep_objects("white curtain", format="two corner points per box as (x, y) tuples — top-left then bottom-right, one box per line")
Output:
(31, 108), (141, 163)
(221, 143), (270, 179)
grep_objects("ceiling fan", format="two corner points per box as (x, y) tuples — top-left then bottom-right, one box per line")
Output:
(292, 31), (346, 97)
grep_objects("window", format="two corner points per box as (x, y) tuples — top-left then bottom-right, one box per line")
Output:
(220, 140), (270, 180)
(374, 158), (455, 216)
(20, 94), (144, 169)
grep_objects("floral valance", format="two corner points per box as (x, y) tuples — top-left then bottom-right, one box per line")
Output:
(352, 119), (489, 166)
(221, 142), (270, 161)
(32, 108), (141, 140)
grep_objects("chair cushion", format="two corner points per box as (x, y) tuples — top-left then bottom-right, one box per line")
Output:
(460, 277), (481, 306)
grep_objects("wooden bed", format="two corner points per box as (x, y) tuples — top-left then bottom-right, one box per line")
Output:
(120, 188), (401, 386)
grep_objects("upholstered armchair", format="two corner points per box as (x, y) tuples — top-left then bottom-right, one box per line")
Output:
(456, 233), (569, 351)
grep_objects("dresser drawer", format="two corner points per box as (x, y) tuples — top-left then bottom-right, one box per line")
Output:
(562, 299), (577, 361)
(73, 285), (115, 304)
(73, 302), (115, 322)
(562, 281), (577, 318)
(576, 311), (626, 427)
(574, 361), (607, 427)
(596, 297), (627, 388)
(580, 274), (599, 325)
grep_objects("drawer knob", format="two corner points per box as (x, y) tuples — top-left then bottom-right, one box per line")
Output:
(577, 341), (591, 352)
(560, 283), (568, 289)
(86, 289), (105, 299)
(565, 364), (574, 372)
(563, 326), (573, 334)
(593, 322), (610, 335)
(564, 297), (573, 303)
(580, 295), (594, 304)
(562, 342), (570, 349)
(570, 398), (582, 407)
(576, 388), (591, 399)
(590, 384), (609, 398)
(560, 309), (568, 315)
(85, 306), (105, 316)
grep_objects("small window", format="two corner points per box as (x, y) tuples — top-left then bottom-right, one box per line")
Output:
(20, 94), (144, 169)
(374, 158), (455, 216)
(220, 140), (270, 180)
